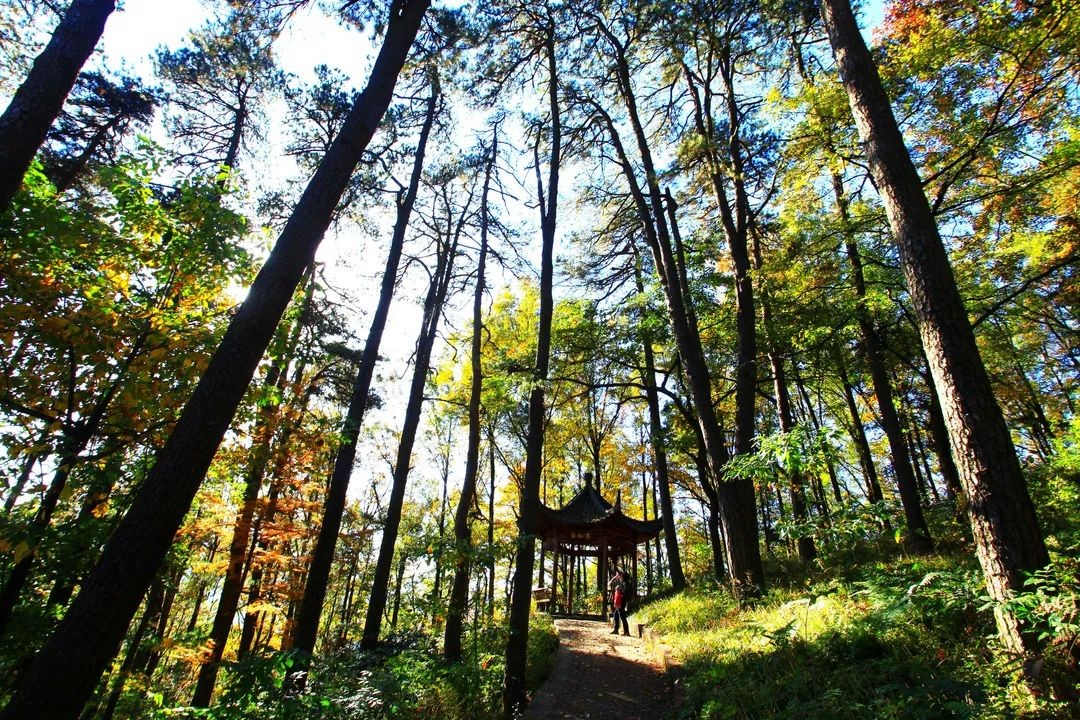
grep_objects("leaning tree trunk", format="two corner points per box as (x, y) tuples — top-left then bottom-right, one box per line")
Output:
(0, 0), (116, 214)
(819, 0), (1050, 656)
(503, 20), (560, 718)
(289, 75), (439, 659)
(792, 36), (928, 547)
(834, 174), (933, 552)
(360, 186), (461, 650)
(190, 268), (314, 706)
(630, 251), (685, 591)
(445, 125), (496, 662)
(0, 5), (429, 716)
(591, 19), (763, 595)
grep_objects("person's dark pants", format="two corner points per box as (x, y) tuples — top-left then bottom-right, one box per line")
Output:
(612, 604), (629, 635)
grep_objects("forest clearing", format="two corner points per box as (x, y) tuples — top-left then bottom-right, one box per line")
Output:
(0, 0), (1077, 718)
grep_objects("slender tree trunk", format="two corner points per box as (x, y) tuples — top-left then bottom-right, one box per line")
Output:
(503, 19), (560, 717)
(46, 456), (122, 611)
(651, 477), (665, 583)
(693, 445), (726, 582)
(390, 550), (406, 631)
(3, 428), (49, 513)
(831, 173), (932, 551)
(819, 0), (1050, 654)
(751, 231), (815, 563)
(96, 579), (162, 720)
(0, 332), (149, 636)
(0, 445), (81, 635)
(770, 353), (816, 562)
(487, 434), (496, 621)
(445, 126), (496, 662)
(190, 267), (313, 706)
(290, 75), (439, 659)
(922, 366), (964, 501)
(361, 185), (461, 650)
(631, 248), (685, 591)
(790, 365), (841, 508)
(0, 6), (428, 716)
(431, 446), (450, 624)
(0, 0), (116, 214)
(835, 350), (885, 504)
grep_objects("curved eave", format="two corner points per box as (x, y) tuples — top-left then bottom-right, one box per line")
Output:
(537, 506), (664, 545)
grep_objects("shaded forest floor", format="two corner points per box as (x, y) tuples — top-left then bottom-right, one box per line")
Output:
(523, 619), (681, 720)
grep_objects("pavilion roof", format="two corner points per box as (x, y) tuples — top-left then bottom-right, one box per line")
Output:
(536, 484), (663, 551)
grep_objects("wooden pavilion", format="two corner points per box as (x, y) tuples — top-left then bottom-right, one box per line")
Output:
(534, 484), (663, 619)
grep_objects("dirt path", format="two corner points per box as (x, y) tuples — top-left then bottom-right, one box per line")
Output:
(522, 618), (681, 720)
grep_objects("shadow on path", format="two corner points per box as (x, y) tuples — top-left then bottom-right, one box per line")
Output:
(523, 618), (680, 720)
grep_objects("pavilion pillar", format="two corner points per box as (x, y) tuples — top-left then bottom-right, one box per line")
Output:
(632, 550), (638, 605)
(600, 537), (609, 619)
(568, 547), (576, 614)
(551, 530), (560, 614)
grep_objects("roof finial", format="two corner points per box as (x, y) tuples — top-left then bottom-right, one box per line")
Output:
(615, 488), (621, 510)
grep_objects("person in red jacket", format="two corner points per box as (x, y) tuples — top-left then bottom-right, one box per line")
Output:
(609, 569), (630, 635)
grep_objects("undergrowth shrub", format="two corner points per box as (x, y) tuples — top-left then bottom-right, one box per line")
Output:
(639, 550), (1077, 720)
(154, 617), (559, 720)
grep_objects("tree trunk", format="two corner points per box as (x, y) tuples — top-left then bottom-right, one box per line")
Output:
(631, 248), (685, 591)
(390, 550), (406, 631)
(360, 177), (460, 650)
(503, 19), (560, 717)
(0, 331), (150, 636)
(190, 267), (313, 706)
(445, 125), (496, 662)
(289, 73), (438, 659)
(819, 0), (1050, 655)
(0, 6), (429, 716)
(0, 0), (116, 214)
(790, 364), (842, 508)
(3, 428), (49, 513)
(835, 350), (886, 504)
(922, 366), (964, 502)
(96, 579), (162, 720)
(487, 433), (496, 620)
(0, 443), (82, 635)
(750, 230), (816, 563)
(592, 38), (762, 594)
(694, 445), (727, 582)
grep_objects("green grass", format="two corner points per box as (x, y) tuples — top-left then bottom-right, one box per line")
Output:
(637, 515), (1079, 720)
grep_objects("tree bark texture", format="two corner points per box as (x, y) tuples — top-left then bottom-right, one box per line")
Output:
(0, 0), (116, 214)
(0, 5), (429, 716)
(819, 0), (1049, 655)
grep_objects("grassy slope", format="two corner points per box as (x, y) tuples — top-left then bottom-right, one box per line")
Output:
(636, 502), (1079, 720)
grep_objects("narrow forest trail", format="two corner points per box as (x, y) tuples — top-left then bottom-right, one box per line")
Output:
(522, 618), (682, 720)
